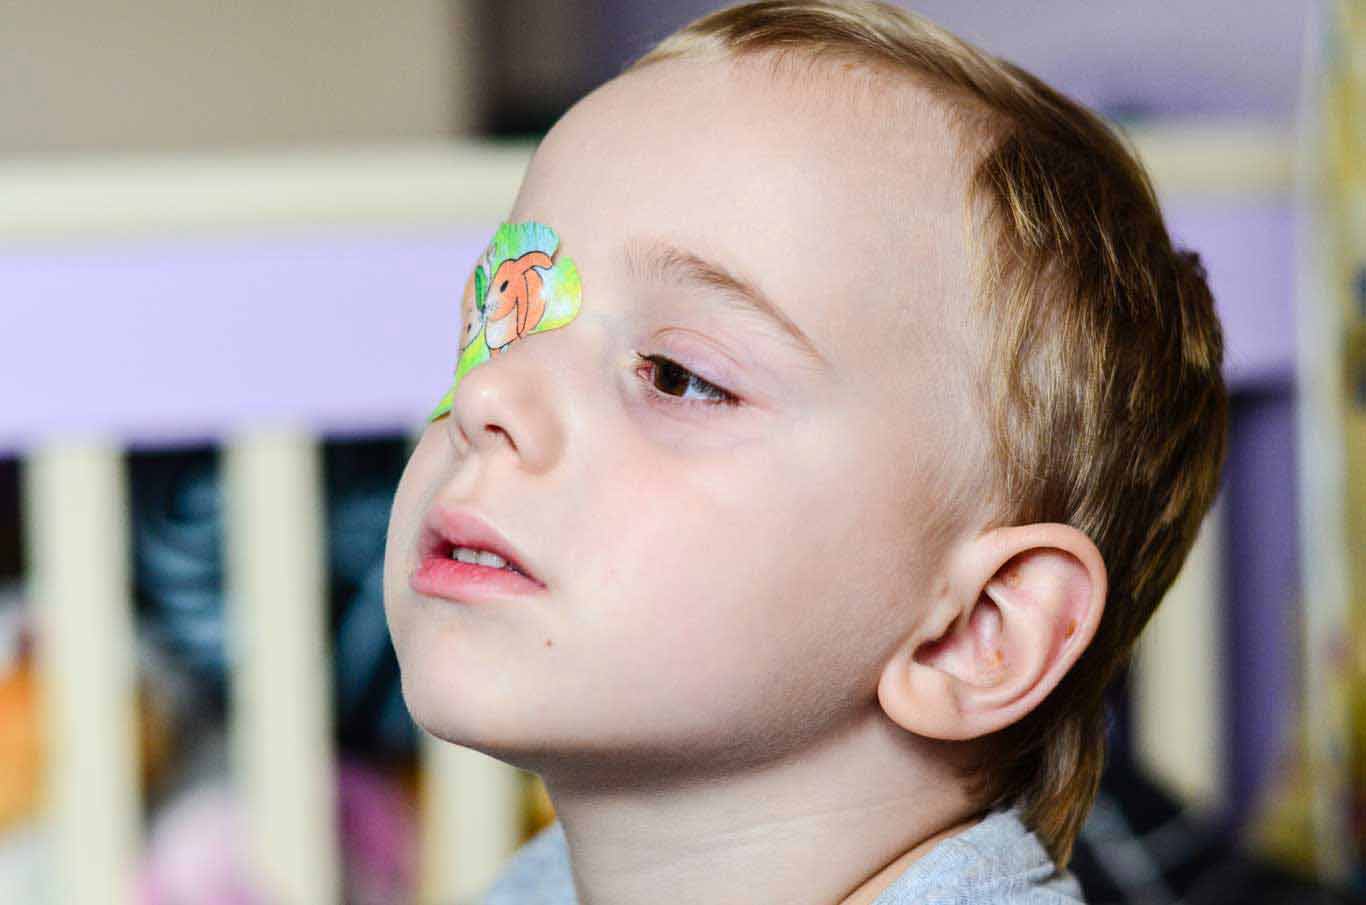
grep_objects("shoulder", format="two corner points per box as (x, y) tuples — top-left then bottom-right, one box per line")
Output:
(481, 821), (577, 905)
(873, 808), (1088, 905)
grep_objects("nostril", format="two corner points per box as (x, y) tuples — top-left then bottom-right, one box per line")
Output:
(483, 423), (517, 452)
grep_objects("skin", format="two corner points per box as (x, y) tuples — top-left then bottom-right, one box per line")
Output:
(384, 55), (1106, 905)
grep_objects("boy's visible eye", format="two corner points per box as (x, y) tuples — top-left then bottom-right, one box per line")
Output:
(633, 352), (741, 408)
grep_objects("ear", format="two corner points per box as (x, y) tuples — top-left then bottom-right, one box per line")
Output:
(877, 523), (1107, 741)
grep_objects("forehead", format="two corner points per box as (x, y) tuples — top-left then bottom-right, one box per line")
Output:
(510, 54), (974, 372)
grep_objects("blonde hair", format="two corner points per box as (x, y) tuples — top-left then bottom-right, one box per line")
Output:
(628, 0), (1227, 868)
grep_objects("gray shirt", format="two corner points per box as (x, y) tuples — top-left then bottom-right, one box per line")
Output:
(482, 807), (1086, 904)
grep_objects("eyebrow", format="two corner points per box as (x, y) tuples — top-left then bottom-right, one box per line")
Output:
(623, 237), (829, 367)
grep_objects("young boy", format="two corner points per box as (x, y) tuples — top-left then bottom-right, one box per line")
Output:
(382, 1), (1227, 902)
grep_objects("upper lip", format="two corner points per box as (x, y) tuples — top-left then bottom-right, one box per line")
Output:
(418, 504), (543, 585)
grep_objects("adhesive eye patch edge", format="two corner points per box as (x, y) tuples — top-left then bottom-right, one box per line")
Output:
(428, 221), (582, 422)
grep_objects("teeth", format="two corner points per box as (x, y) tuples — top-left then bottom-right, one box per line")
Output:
(450, 545), (514, 571)
(475, 550), (507, 569)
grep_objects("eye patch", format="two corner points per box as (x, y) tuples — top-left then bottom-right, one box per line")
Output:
(428, 221), (582, 422)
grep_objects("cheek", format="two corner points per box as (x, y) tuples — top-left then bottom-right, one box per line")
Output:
(564, 443), (899, 741)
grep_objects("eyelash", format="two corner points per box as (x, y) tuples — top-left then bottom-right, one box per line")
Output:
(633, 352), (742, 408)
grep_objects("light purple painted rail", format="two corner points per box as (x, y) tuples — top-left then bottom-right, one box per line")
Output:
(1165, 198), (1296, 387)
(1, 229), (487, 453)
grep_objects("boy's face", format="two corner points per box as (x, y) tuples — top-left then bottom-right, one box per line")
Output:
(384, 57), (984, 775)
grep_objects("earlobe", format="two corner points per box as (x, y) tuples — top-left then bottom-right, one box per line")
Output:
(877, 524), (1106, 742)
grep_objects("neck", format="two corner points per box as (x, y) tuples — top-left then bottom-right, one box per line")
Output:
(541, 706), (982, 905)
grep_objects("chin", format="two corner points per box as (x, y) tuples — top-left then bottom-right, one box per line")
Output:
(401, 675), (509, 755)
(394, 643), (542, 755)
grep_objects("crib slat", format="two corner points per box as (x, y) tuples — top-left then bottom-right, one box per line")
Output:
(1133, 503), (1225, 811)
(223, 432), (341, 904)
(419, 733), (525, 905)
(22, 444), (141, 905)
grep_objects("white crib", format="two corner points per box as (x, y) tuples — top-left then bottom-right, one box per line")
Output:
(0, 125), (1295, 902)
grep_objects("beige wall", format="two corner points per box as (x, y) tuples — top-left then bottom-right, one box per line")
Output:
(0, 0), (476, 153)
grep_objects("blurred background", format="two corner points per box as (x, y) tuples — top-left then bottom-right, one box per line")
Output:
(0, 1), (1361, 903)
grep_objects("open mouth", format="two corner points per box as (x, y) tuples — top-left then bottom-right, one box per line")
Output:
(415, 505), (545, 592)
(435, 541), (530, 577)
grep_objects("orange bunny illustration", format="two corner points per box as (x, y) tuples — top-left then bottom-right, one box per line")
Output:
(484, 251), (554, 353)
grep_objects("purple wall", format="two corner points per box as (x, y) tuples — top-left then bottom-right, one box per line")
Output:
(1223, 387), (1299, 827)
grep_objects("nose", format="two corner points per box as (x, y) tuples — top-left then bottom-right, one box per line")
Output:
(448, 344), (566, 475)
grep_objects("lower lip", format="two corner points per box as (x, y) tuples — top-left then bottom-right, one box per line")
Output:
(410, 555), (545, 602)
